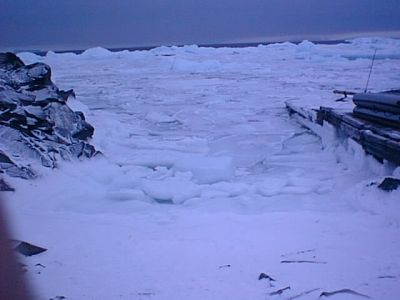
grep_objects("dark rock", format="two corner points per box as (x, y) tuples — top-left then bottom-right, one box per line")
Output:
(0, 150), (14, 164)
(0, 52), (24, 70)
(378, 177), (400, 192)
(12, 63), (52, 89)
(14, 241), (47, 256)
(72, 120), (95, 140)
(0, 52), (98, 180)
(0, 178), (15, 191)
(0, 149), (36, 179)
(59, 89), (75, 101)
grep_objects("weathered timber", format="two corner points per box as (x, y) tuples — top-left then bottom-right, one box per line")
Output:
(286, 103), (316, 122)
(286, 102), (400, 165)
(353, 106), (400, 129)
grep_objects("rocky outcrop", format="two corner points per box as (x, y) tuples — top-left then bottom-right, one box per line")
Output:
(0, 52), (97, 182)
(378, 177), (400, 192)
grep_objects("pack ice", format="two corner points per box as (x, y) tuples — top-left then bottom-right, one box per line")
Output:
(3, 38), (400, 300)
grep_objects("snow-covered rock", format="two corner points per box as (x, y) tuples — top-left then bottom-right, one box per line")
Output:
(0, 52), (97, 180)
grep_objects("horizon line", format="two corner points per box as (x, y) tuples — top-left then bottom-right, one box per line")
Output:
(2, 30), (400, 54)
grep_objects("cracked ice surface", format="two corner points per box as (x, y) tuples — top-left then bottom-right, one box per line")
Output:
(5, 38), (400, 299)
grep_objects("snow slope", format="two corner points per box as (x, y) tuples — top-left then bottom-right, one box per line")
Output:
(3, 37), (400, 299)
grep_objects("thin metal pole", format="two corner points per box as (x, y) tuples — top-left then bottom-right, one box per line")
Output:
(364, 49), (377, 93)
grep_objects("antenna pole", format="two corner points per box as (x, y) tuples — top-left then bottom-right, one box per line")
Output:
(364, 49), (377, 93)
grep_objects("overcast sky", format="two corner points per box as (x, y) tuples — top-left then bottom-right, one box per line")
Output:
(1, 0), (400, 50)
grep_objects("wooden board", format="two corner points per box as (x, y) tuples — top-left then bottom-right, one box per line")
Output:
(286, 102), (400, 165)
(353, 106), (400, 129)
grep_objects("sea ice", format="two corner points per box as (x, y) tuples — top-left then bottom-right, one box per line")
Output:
(172, 155), (234, 184)
(4, 37), (400, 300)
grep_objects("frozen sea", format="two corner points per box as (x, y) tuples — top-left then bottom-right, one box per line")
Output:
(4, 37), (400, 299)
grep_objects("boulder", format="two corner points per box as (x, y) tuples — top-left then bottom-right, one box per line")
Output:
(0, 52), (98, 180)
(378, 177), (400, 192)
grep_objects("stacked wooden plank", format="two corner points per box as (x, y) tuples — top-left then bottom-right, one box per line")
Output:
(286, 98), (400, 165)
(316, 107), (400, 164)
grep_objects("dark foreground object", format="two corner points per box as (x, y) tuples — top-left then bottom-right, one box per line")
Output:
(14, 241), (47, 257)
(378, 177), (400, 192)
(0, 203), (33, 300)
(0, 178), (14, 191)
(0, 52), (98, 180)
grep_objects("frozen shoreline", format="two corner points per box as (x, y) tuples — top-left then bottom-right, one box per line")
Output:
(4, 37), (400, 299)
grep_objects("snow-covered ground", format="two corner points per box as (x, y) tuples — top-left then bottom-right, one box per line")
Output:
(4, 38), (400, 299)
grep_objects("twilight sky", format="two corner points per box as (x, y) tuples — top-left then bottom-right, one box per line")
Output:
(1, 0), (400, 50)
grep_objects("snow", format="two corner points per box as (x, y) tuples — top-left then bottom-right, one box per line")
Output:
(81, 46), (113, 58)
(172, 155), (234, 184)
(3, 37), (400, 299)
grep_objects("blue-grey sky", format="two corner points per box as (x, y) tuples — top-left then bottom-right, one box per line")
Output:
(1, 0), (400, 50)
